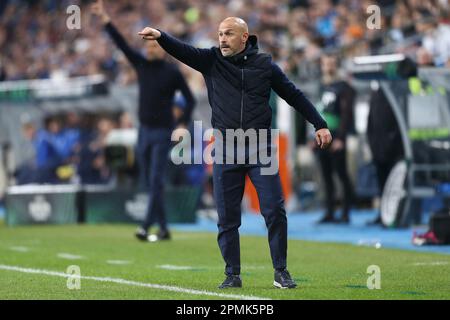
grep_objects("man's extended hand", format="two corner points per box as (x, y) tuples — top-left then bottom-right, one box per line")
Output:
(138, 27), (161, 40)
(91, 0), (110, 24)
(315, 128), (332, 149)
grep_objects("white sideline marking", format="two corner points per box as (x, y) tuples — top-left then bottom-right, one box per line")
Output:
(157, 264), (197, 270)
(412, 261), (449, 266)
(157, 264), (267, 271)
(57, 253), (84, 260)
(106, 260), (132, 265)
(9, 246), (30, 253)
(0, 264), (270, 300)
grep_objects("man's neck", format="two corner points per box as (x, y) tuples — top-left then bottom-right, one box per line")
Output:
(322, 73), (338, 84)
(229, 44), (247, 58)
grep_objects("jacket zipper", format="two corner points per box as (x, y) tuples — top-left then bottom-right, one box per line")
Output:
(240, 68), (244, 128)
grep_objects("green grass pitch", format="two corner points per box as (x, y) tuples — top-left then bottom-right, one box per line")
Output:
(0, 223), (449, 300)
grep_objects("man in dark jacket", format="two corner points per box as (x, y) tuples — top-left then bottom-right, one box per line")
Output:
(366, 87), (404, 225)
(92, 0), (196, 242)
(139, 17), (331, 289)
(315, 53), (355, 224)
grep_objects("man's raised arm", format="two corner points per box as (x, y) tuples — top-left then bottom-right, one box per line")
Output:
(91, 0), (145, 67)
(139, 27), (215, 73)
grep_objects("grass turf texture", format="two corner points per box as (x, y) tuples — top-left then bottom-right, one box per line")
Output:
(0, 224), (449, 299)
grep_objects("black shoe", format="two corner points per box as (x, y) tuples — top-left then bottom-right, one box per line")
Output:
(274, 269), (297, 289)
(135, 227), (148, 241)
(218, 274), (242, 289)
(317, 215), (338, 224)
(158, 229), (171, 240)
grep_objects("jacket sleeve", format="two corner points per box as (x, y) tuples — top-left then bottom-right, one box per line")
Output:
(175, 70), (196, 125)
(271, 62), (328, 131)
(104, 22), (146, 67)
(157, 31), (215, 74)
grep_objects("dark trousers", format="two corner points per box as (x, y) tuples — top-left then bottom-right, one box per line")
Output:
(213, 162), (287, 275)
(137, 126), (172, 231)
(317, 147), (354, 218)
(374, 160), (396, 196)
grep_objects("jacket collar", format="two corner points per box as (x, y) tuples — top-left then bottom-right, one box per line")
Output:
(225, 35), (259, 64)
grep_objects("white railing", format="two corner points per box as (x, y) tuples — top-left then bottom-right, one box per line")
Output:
(0, 74), (106, 99)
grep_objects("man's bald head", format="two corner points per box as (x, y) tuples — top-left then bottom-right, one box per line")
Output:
(218, 17), (249, 57)
(220, 17), (249, 34)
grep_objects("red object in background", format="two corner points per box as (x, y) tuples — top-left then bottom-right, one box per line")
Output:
(412, 230), (442, 246)
(245, 133), (292, 214)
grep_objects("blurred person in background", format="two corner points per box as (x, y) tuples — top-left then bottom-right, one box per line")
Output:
(416, 8), (450, 67)
(314, 53), (355, 224)
(91, 0), (196, 242)
(366, 85), (404, 226)
(15, 116), (64, 184)
(78, 115), (114, 185)
(52, 112), (82, 168)
(366, 57), (419, 226)
(118, 111), (135, 129)
(170, 94), (206, 188)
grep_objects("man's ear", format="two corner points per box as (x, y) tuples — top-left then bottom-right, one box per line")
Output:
(242, 32), (249, 44)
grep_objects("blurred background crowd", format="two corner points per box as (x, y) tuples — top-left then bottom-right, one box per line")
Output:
(14, 111), (132, 185)
(0, 0), (449, 87)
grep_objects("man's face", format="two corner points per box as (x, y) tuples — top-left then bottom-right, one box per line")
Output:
(48, 119), (61, 134)
(320, 55), (337, 75)
(22, 124), (36, 141)
(218, 20), (248, 57)
(146, 40), (165, 60)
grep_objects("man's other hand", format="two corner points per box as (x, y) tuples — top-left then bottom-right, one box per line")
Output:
(91, 0), (110, 24)
(315, 128), (332, 149)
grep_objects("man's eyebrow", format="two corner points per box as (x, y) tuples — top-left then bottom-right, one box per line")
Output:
(218, 29), (234, 33)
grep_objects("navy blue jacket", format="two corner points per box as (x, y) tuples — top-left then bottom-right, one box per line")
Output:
(157, 31), (327, 131)
(105, 23), (195, 129)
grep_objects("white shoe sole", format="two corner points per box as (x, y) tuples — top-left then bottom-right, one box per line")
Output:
(273, 281), (288, 289)
(273, 280), (297, 289)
